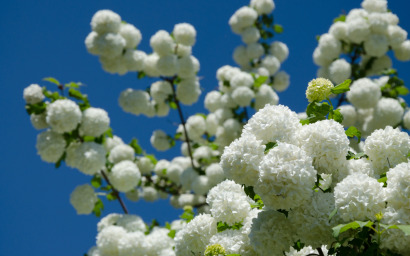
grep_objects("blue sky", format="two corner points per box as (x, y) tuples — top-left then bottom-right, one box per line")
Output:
(2, 0), (410, 255)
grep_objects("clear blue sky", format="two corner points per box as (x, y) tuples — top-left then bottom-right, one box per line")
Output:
(2, 0), (410, 255)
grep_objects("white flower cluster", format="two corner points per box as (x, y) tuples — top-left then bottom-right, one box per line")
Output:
(70, 184), (98, 214)
(88, 213), (175, 256)
(314, 0), (410, 84)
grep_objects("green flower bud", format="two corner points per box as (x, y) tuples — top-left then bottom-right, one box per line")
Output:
(306, 78), (334, 102)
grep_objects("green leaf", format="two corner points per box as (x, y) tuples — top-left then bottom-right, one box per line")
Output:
(305, 101), (331, 123)
(332, 221), (373, 237)
(43, 77), (61, 86)
(91, 175), (102, 188)
(167, 229), (176, 238)
(25, 102), (47, 115)
(83, 136), (95, 142)
(300, 118), (310, 125)
(65, 82), (82, 88)
(331, 79), (351, 94)
(345, 126), (362, 143)
(68, 88), (85, 100)
(144, 154), (157, 165)
(137, 71), (146, 79)
(273, 24), (283, 34)
(106, 192), (117, 201)
(261, 14), (273, 26)
(396, 225), (410, 236)
(332, 109), (344, 124)
(333, 14), (346, 23)
(254, 76), (268, 88)
(104, 128), (113, 138)
(264, 142), (277, 154)
(381, 68), (398, 76)
(55, 152), (66, 168)
(169, 101), (177, 109)
(346, 151), (368, 160)
(217, 222), (230, 232)
(329, 208), (338, 221)
(92, 199), (104, 217)
(129, 138), (143, 155)
(180, 206), (195, 223)
(395, 86), (409, 96)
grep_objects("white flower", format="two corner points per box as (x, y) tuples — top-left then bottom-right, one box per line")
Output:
(261, 55), (280, 75)
(177, 55), (198, 78)
(204, 91), (222, 112)
(104, 135), (124, 152)
(136, 156), (154, 175)
(366, 98), (404, 131)
(30, 113), (48, 130)
(65, 142), (106, 175)
(176, 78), (201, 105)
(79, 107), (110, 137)
(123, 49), (146, 71)
(96, 225), (127, 256)
(23, 84), (44, 104)
(208, 229), (254, 255)
(364, 126), (410, 175)
(250, 0), (275, 15)
(220, 134), (265, 186)
(191, 175), (210, 195)
(241, 27), (260, 44)
(335, 173), (386, 221)
(318, 33), (342, 57)
(270, 41), (289, 62)
(329, 21), (347, 40)
(109, 160), (141, 192)
(361, 0), (387, 13)
(249, 210), (296, 256)
(92, 33), (126, 58)
(205, 163), (225, 186)
(36, 130), (66, 163)
(346, 18), (371, 44)
(243, 104), (301, 145)
(145, 227), (175, 255)
(229, 7), (258, 33)
(285, 245), (329, 256)
(254, 84), (279, 110)
(233, 45), (250, 67)
(142, 186), (159, 202)
(150, 80), (172, 103)
(346, 78), (381, 109)
(380, 207), (410, 255)
(364, 34), (389, 57)
(174, 214), (217, 255)
(108, 144), (135, 164)
(143, 54), (161, 77)
(386, 162), (410, 210)
(272, 71), (290, 92)
(99, 55), (127, 75)
(118, 89), (151, 115)
(368, 12), (389, 34)
(186, 115), (206, 140)
(230, 72), (254, 89)
(388, 25), (407, 48)
(117, 231), (146, 256)
(150, 130), (171, 151)
(246, 43), (264, 60)
(156, 55), (179, 77)
(46, 99), (82, 134)
(150, 30), (174, 56)
(91, 10), (121, 34)
(337, 105), (357, 127)
(173, 23), (196, 46)
(255, 143), (317, 210)
(394, 40), (410, 61)
(231, 87), (255, 107)
(70, 184), (98, 215)
(119, 23), (142, 49)
(329, 59), (351, 84)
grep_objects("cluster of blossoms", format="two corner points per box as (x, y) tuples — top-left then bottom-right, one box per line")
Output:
(312, 0), (410, 136)
(87, 213), (182, 256)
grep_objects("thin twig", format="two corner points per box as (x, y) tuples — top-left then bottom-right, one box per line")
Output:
(101, 170), (129, 214)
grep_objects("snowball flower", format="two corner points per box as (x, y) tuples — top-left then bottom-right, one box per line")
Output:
(173, 23), (196, 46)
(156, 55), (179, 77)
(306, 78), (334, 102)
(150, 80), (172, 103)
(261, 55), (280, 75)
(109, 160), (141, 192)
(65, 142), (106, 175)
(96, 225), (127, 256)
(204, 91), (222, 112)
(150, 30), (174, 56)
(346, 78), (381, 109)
(23, 84), (44, 104)
(36, 130), (66, 163)
(123, 49), (146, 71)
(205, 163), (225, 186)
(403, 110), (410, 129)
(335, 173), (386, 221)
(118, 89), (151, 115)
(255, 143), (317, 210)
(91, 10), (121, 34)
(329, 59), (351, 84)
(231, 86), (255, 107)
(270, 41), (289, 62)
(79, 107), (110, 137)
(176, 78), (201, 105)
(362, 0), (387, 13)
(394, 40), (410, 61)
(241, 26), (260, 44)
(346, 18), (371, 44)
(254, 84), (279, 110)
(272, 71), (290, 92)
(119, 23), (142, 49)
(108, 144), (135, 164)
(386, 162), (410, 210)
(30, 113), (48, 130)
(70, 184), (98, 215)
(250, 0), (275, 15)
(46, 99), (82, 133)
(372, 98), (404, 128)
(150, 130), (171, 151)
(337, 105), (357, 127)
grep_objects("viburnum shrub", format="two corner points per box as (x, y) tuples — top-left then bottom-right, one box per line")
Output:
(23, 0), (410, 255)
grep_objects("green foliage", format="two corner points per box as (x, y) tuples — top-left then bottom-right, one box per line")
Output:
(329, 208), (338, 221)
(145, 219), (160, 235)
(55, 152), (66, 168)
(331, 79), (351, 94)
(106, 192), (118, 201)
(68, 88), (90, 110)
(137, 71), (146, 79)
(25, 101), (47, 115)
(91, 175), (102, 189)
(273, 24), (283, 34)
(217, 221), (243, 232)
(144, 154), (158, 165)
(43, 88), (64, 102)
(333, 14), (346, 23)
(92, 199), (104, 217)
(43, 77), (61, 86)
(180, 206), (195, 223)
(346, 151), (368, 160)
(345, 126), (362, 143)
(253, 76), (268, 88)
(302, 101), (331, 124)
(167, 229), (176, 239)
(243, 185), (264, 209)
(292, 240), (305, 251)
(129, 138), (143, 155)
(264, 142), (277, 154)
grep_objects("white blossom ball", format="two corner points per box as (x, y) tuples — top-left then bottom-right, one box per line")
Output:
(186, 115), (206, 140)
(23, 84), (44, 104)
(143, 54), (160, 77)
(250, 0), (275, 15)
(65, 142), (106, 175)
(386, 162), (410, 210)
(318, 33), (342, 57)
(394, 40), (410, 61)
(46, 99), (82, 134)
(329, 21), (347, 40)
(254, 84), (279, 110)
(136, 157), (154, 175)
(272, 71), (290, 92)
(125, 189), (140, 202)
(338, 105), (357, 127)
(364, 34), (389, 57)
(366, 55), (392, 76)
(230, 72), (254, 89)
(243, 104), (302, 145)
(229, 7), (258, 33)
(255, 142), (317, 210)
(123, 49), (146, 71)
(91, 10), (121, 34)
(380, 207), (410, 255)
(313, 47), (334, 66)
(109, 160), (141, 192)
(362, 0), (387, 13)
(118, 89), (151, 115)
(175, 44), (192, 57)
(233, 45), (249, 67)
(261, 55), (281, 75)
(180, 167), (199, 191)
(150, 30), (174, 56)
(96, 225), (127, 256)
(368, 12), (389, 34)
(154, 159), (170, 178)
(205, 163), (225, 186)
(104, 135), (124, 152)
(388, 25), (407, 48)
(70, 184), (98, 215)
(142, 186), (159, 202)
(335, 173), (386, 221)
(204, 91), (222, 112)
(36, 130), (66, 163)
(241, 26), (260, 44)
(246, 43), (264, 60)
(174, 214), (217, 255)
(346, 18), (371, 44)
(329, 59), (351, 84)
(231, 86), (255, 107)
(79, 107), (110, 137)
(371, 98), (404, 129)
(346, 78), (381, 109)
(30, 113), (48, 130)
(156, 55), (179, 77)
(119, 23), (142, 49)
(177, 55), (198, 78)
(270, 41), (289, 63)
(173, 23), (196, 46)
(364, 126), (410, 175)
(176, 78), (201, 105)
(191, 175), (210, 195)
(150, 129), (170, 151)
(150, 80), (172, 103)
(99, 54), (127, 75)
(94, 33), (126, 58)
(108, 144), (134, 164)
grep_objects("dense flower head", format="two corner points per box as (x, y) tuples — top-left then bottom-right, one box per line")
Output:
(385, 162), (410, 210)
(149, 30), (174, 56)
(36, 130), (66, 163)
(30, 113), (48, 130)
(346, 78), (381, 109)
(23, 84), (44, 104)
(173, 23), (196, 46)
(108, 144), (135, 164)
(70, 184), (98, 215)
(335, 173), (386, 221)
(79, 107), (110, 137)
(91, 10), (122, 34)
(119, 23), (142, 49)
(250, 0), (275, 15)
(65, 142), (106, 175)
(306, 78), (334, 102)
(109, 160), (141, 192)
(46, 99), (82, 134)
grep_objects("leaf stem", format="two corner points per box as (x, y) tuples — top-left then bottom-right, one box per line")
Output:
(101, 170), (129, 214)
